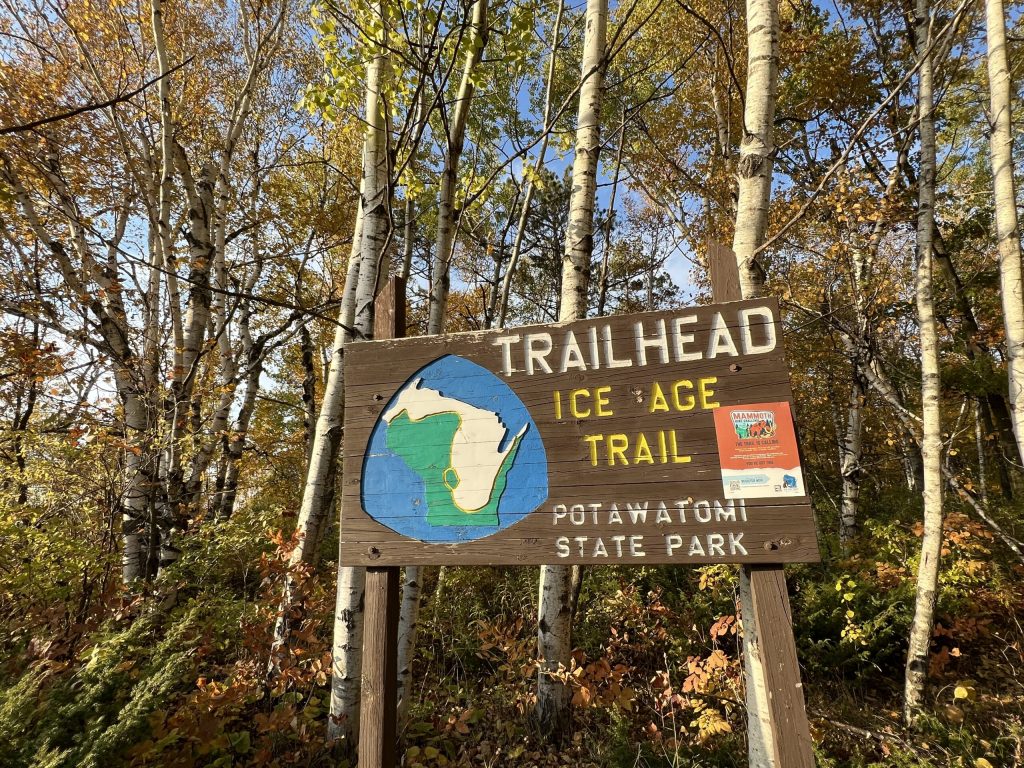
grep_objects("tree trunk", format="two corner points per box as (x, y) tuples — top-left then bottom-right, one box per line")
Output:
(985, 394), (1019, 495)
(932, 229), (1022, 476)
(985, 0), (1024, 466)
(162, 155), (216, 569)
(557, 0), (607, 322)
(213, 342), (264, 522)
(286, 206), (363, 574)
(328, 3), (390, 747)
(300, 321), (318, 463)
(395, 565), (422, 727)
(0, 163), (155, 583)
(730, 0), (797, 762)
(427, 0), (488, 333)
(975, 399), (990, 508)
(904, 0), (944, 725)
(839, 369), (867, 548)
(979, 398), (1014, 498)
(537, 0), (607, 744)
(121, 385), (157, 582)
(496, 0), (564, 329)
(731, 0), (778, 300)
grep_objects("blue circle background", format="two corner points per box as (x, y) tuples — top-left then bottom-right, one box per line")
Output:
(360, 354), (548, 543)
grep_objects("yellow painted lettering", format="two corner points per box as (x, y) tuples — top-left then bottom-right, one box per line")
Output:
(649, 382), (669, 412)
(607, 434), (629, 465)
(594, 386), (613, 417)
(583, 434), (603, 466)
(672, 379), (695, 411)
(669, 430), (692, 464)
(634, 432), (654, 464)
(570, 388), (591, 418)
(553, 390), (562, 419)
(699, 377), (720, 409)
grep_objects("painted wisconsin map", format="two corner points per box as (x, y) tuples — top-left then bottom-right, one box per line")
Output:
(360, 354), (548, 543)
(381, 379), (527, 527)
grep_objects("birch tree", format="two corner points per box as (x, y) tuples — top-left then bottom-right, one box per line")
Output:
(536, 0), (607, 742)
(326, 1), (391, 747)
(839, 371), (867, 546)
(904, 0), (944, 725)
(0, 0), (295, 582)
(731, 0), (777, 300)
(395, 0), (491, 726)
(426, 0), (489, 333)
(984, 0), (1024, 464)
(727, 0), (804, 761)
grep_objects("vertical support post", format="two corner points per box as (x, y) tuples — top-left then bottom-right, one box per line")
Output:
(357, 276), (405, 768)
(707, 241), (815, 768)
(359, 566), (400, 767)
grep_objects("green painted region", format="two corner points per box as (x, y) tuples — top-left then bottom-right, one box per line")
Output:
(386, 409), (524, 527)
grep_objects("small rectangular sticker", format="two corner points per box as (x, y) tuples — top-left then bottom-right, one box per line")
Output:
(714, 401), (805, 499)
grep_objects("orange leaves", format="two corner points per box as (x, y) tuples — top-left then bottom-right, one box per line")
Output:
(708, 614), (737, 640)
(443, 707), (479, 736)
(682, 649), (730, 694)
(874, 561), (908, 589)
(567, 653), (634, 711)
(475, 615), (536, 679)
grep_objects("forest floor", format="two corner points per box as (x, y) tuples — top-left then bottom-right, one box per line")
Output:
(1, 497), (1023, 768)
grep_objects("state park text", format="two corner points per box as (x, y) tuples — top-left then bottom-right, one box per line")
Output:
(340, 298), (821, 567)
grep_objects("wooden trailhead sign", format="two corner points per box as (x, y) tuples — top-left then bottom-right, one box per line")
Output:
(341, 297), (820, 566)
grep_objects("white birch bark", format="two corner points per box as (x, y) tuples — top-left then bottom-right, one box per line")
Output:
(984, 0), (1024, 463)
(150, 0), (183, 379)
(162, 153), (216, 566)
(537, 563), (574, 739)
(839, 373), (866, 547)
(904, 0), (944, 725)
(427, 0), (488, 333)
(289, 197), (364, 573)
(392, 2), (490, 725)
(975, 399), (990, 508)
(557, 0), (607, 321)
(328, 4), (391, 747)
(1, 162), (153, 581)
(537, 0), (607, 743)
(272, 200), (364, 659)
(731, 0), (781, 762)
(731, 0), (778, 299)
(395, 565), (421, 726)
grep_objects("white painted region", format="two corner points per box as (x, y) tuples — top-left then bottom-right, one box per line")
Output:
(382, 378), (527, 512)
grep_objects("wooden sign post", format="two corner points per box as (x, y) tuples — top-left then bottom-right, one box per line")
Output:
(708, 240), (815, 768)
(357, 276), (405, 768)
(350, 267), (817, 766)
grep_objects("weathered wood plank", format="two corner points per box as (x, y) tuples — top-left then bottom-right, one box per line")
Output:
(707, 241), (815, 768)
(746, 566), (816, 767)
(341, 295), (819, 567)
(357, 565), (400, 768)
(356, 276), (405, 768)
